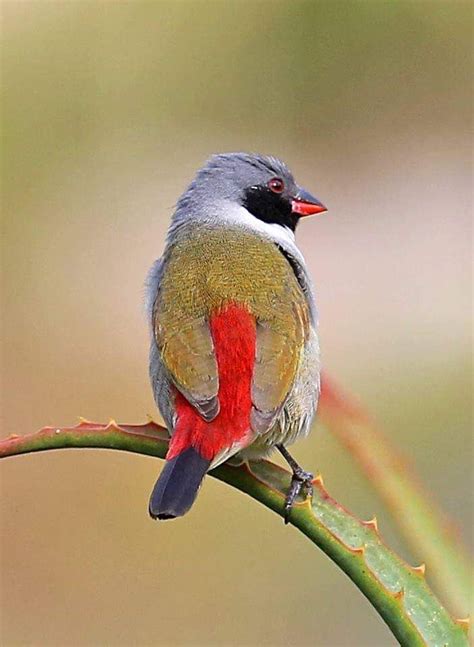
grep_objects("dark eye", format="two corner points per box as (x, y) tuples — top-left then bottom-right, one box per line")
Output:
(268, 177), (284, 193)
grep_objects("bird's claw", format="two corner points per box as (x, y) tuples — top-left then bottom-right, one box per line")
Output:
(284, 468), (313, 524)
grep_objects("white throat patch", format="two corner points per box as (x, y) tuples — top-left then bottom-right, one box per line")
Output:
(218, 203), (297, 249)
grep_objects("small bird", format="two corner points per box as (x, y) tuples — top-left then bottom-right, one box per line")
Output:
(146, 153), (326, 521)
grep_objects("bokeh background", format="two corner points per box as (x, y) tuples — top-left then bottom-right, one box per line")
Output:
(1, 2), (472, 646)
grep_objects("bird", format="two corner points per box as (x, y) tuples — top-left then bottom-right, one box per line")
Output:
(146, 152), (326, 522)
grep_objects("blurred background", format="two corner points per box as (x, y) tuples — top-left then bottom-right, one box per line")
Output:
(1, 2), (472, 646)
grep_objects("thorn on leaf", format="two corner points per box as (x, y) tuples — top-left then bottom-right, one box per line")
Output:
(363, 516), (379, 533)
(393, 588), (405, 601)
(412, 563), (426, 576)
(313, 473), (325, 487)
(455, 618), (470, 633)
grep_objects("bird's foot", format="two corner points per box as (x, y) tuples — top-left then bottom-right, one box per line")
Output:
(277, 444), (313, 524)
(283, 467), (313, 524)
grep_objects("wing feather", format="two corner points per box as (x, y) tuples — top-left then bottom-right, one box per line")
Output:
(251, 282), (309, 434)
(154, 313), (219, 422)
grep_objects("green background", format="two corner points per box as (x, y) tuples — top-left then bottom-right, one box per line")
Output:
(1, 2), (471, 645)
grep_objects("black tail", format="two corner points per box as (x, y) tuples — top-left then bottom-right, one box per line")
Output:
(149, 447), (211, 520)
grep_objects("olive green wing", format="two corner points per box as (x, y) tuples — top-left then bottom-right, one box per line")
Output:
(153, 309), (219, 422)
(251, 284), (310, 433)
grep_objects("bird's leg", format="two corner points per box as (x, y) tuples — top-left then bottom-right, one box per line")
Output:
(277, 444), (313, 524)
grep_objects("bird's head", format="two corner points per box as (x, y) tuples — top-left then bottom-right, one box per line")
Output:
(174, 152), (326, 238)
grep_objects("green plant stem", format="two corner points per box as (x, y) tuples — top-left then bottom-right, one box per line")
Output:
(1, 421), (469, 646)
(318, 375), (473, 619)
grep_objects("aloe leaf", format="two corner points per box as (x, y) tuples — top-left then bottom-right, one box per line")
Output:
(318, 375), (473, 619)
(0, 421), (468, 646)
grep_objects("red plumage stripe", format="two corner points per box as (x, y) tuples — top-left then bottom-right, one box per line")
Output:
(167, 303), (256, 461)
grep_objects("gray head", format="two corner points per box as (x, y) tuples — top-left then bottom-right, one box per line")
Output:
(174, 152), (326, 234)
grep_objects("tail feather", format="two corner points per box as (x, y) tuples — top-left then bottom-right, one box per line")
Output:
(149, 447), (211, 520)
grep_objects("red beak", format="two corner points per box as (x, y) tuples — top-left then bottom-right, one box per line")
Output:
(291, 188), (327, 216)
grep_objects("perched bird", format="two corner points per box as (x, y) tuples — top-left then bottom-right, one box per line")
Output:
(146, 153), (326, 521)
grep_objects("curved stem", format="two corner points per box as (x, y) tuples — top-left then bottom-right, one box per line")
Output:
(0, 421), (469, 646)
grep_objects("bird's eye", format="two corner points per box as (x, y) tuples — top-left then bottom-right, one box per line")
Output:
(268, 177), (285, 193)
